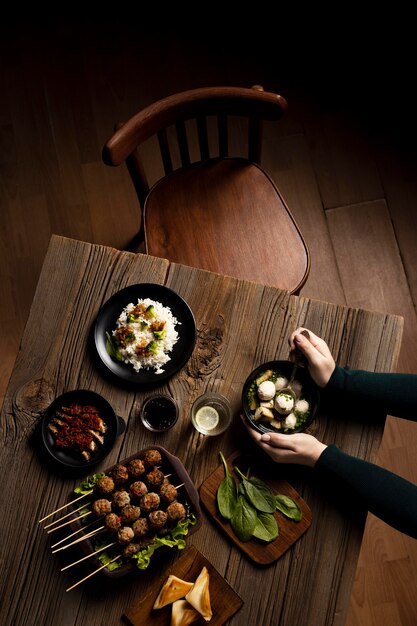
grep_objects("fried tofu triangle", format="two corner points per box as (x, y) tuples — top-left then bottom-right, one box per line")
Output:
(185, 566), (212, 621)
(171, 599), (201, 626)
(153, 575), (194, 609)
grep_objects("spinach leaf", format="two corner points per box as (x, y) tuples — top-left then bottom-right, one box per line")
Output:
(217, 451), (237, 519)
(230, 495), (257, 542)
(234, 466), (276, 513)
(275, 495), (302, 521)
(253, 512), (279, 541)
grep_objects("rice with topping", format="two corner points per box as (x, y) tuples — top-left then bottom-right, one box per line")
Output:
(111, 298), (180, 374)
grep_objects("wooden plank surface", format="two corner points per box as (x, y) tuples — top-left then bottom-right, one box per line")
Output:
(0, 235), (403, 626)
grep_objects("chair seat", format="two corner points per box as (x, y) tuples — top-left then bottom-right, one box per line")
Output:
(144, 158), (309, 293)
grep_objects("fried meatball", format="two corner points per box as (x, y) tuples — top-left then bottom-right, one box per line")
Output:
(120, 504), (141, 524)
(143, 449), (162, 468)
(148, 510), (168, 529)
(110, 464), (129, 484)
(129, 481), (148, 499)
(159, 482), (177, 503)
(112, 490), (130, 509)
(95, 475), (115, 496)
(127, 458), (146, 478)
(123, 542), (140, 558)
(104, 512), (122, 533)
(91, 498), (112, 517)
(146, 467), (165, 489)
(139, 492), (160, 513)
(132, 517), (150, 538)
(118, 526), (135, 545)
(166, 501), (186, 522)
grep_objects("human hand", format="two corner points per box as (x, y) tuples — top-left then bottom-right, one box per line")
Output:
(242, 417), (327, 467)
(288, 327), (336, 388)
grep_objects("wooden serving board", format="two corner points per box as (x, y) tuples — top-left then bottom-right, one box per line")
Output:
(199, 450), (312, 565)
(123, 545), (243, 626)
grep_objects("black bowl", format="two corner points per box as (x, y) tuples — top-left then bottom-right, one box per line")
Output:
(41, 389), (126, 470)
(242, 360), (320, 434)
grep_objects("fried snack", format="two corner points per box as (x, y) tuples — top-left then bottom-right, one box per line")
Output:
(153, 575), (194, 610)
(171, 599), (201, 626)
(185, 566), (212, 621)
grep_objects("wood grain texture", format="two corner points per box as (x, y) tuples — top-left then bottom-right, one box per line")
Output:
(1, 20), (417, 626)
(0, 235), (403, 626)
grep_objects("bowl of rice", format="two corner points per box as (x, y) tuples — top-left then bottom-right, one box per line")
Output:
(93, 284), (196, 385)
(242, 360), (320, 434)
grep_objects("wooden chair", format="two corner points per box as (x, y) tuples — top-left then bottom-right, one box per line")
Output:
(102, 85), (310, 294)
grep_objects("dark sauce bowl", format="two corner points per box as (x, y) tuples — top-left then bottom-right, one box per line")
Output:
(140, 394), (179, 432)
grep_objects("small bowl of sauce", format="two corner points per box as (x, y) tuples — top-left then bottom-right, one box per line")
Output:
(140, 395), (179, 433)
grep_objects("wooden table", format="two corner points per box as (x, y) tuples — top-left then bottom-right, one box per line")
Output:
(0, 235), (403, 626)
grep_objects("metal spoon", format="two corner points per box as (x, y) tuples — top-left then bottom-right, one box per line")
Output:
(275, 330), (310, 415)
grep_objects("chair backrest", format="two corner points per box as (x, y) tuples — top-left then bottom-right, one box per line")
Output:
(102, 85), (310, 294)
(102, 85), (288, 207)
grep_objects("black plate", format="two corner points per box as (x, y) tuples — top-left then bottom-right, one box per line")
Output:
(41, 389), (126, 470)
(93, 283), (196, 385)
(242, 360), (320, 434)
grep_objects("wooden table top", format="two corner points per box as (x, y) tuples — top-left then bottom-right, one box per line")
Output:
(0, 235), (403, 626)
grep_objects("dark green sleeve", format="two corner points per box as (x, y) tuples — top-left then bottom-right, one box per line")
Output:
(315, 444), (417, 539)
(326, 365), (417, 420)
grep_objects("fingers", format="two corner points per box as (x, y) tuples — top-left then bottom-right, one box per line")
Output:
(289, 327), (321, 351)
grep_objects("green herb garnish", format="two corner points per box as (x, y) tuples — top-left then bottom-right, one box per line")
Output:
(105, 331), (122, 361)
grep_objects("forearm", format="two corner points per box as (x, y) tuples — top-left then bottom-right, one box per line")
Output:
(315, 445), (417, 539)
(326, 365), (417, 421)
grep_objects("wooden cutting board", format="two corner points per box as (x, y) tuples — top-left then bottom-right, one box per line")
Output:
(199, 450), (312, 565)
(123, 545), (243, 626)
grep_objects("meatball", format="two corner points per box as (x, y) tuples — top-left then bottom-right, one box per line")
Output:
(132, 517), (150, 538)
(143, 449), (162, 468)
(139, 492), (160, 513)
(112, 490), (131, 509)
(148, 510), (168, 529)
(118, 526), (135, 545)
(127, 458), (146, 478)
(159, 482), (177, 503)
(110, 464), (129, 484)
(146, 467), (165, 489)
(95, 475), (115, 496)
(123, 542), (140, 558)
(166, 501), (186, 522)
(91, 498), (112, 517)
(129, 481), (148, 499)
(120, 504), (141, 524)
(104, 512), (122, 533)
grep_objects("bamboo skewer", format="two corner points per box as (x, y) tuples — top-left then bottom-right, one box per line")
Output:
(38, 491), (93, 523)
(61, 541), (116, 571)
(44, 503), (90, 529)
(66, 554), (122, 592)
(51, 518), (103, 549)
(47, 510), (91, 533)
(52, 526), (105, 553)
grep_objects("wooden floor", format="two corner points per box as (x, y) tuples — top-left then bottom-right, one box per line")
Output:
(1, 19), (417, 626)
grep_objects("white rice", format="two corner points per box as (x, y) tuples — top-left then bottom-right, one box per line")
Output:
(112, 298), (180, 374)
